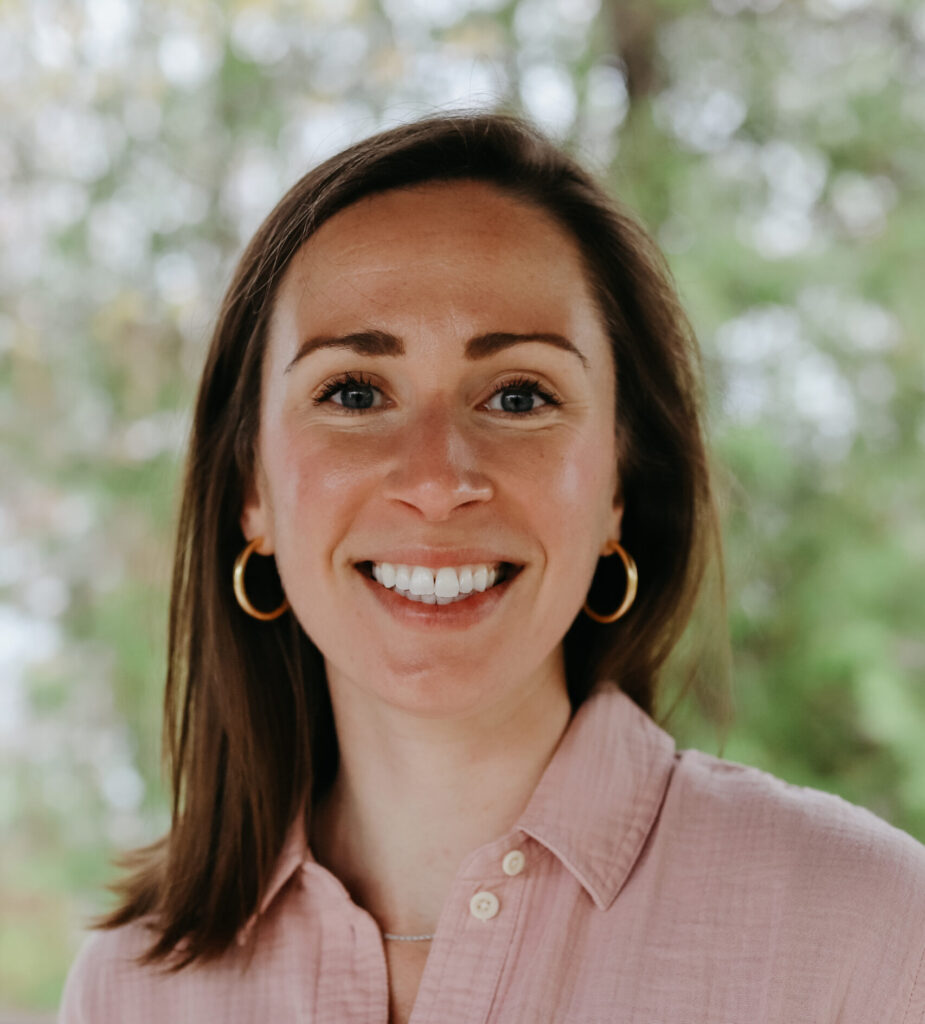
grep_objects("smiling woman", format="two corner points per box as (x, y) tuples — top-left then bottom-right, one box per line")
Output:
(59, 114), (925, 1024)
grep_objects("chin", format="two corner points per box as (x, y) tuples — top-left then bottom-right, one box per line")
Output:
(386, 669), (496, 718)
(329, 652), (509, 720)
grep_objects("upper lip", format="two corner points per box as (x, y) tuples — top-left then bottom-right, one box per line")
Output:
(354, 549), (523, 569)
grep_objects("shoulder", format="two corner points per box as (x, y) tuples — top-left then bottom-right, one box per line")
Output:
(58, 920), (169, 1022)
(660, 750), (925, 1017)
(665, 747), (925, 937)
(671, 745), (924, 857)
(668, 747), (925, 888)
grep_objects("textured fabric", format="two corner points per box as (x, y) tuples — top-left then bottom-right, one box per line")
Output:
(59, 683), (925, 1023)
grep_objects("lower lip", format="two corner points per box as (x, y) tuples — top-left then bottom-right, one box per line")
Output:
(355, 568), (518, 629)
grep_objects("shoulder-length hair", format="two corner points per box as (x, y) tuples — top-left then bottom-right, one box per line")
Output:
(92, 111), (725, 970)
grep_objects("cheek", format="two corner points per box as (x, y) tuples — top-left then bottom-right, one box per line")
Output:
(519, 425), (616, 522)
(524, 424), (617, 595)
(270, 432), (385, 528)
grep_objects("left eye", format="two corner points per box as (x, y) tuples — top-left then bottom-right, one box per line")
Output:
(485, 380), (559, 415)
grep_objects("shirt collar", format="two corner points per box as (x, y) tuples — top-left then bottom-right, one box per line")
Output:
(236, 681), (676, 944)
(236, 800), (311, 946)
(516, 682), (677, 911)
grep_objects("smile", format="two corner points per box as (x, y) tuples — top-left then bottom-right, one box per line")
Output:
(355, 561), (522, 605)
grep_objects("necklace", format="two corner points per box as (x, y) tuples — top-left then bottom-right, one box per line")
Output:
(382, 931), (435, 942)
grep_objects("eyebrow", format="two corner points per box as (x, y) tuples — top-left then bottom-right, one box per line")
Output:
(283, 329), (590, 373)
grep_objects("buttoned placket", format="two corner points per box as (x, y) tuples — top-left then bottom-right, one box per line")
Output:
(294, 838), (536, 1024)
(406, 836), (535, 1024)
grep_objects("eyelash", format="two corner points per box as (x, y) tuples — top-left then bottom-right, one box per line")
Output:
(311, 372), (562, 416)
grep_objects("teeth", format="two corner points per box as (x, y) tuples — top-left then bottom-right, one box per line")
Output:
(366, 561), (511, 603)
(434, 567), (459, 598)
(410, 567), (436, 596)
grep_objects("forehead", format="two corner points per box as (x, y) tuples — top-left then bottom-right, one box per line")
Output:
(303, 179), (582, 269)
(270, 181), (607, 346)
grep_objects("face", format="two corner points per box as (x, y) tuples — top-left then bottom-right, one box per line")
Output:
(241, 180), (623, 720)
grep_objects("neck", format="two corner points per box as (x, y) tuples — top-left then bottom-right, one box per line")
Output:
(310, 668), (571, 937)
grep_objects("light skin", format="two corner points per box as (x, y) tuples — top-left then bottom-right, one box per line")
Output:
(240, 180), (622, 1018)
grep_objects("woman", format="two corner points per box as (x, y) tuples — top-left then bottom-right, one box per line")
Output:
(60, 113), (925, 1023)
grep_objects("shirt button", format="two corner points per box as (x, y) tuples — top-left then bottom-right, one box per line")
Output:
(469, 890), (500, 921)
(502, 850), (525, 876)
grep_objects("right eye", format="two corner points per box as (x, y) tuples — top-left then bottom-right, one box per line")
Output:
(312, 372), (385, 413)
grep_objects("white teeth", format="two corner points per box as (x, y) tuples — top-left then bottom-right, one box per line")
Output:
(410, 567), (435, 596)
(365, 560), (513, 604)
(434, 567), (460, 598)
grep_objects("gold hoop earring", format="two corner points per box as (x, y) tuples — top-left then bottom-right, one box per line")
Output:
(582, 539), (638, 623)
(233, 537), (290, 621)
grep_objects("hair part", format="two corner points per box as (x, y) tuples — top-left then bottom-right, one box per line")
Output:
(90, 110), (727, 970)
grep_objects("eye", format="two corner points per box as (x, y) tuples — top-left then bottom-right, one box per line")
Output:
(312, 372), (384, 412)
(485, 377), (561, 416)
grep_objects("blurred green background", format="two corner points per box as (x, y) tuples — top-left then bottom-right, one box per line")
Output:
(1, 0), (923, 1015)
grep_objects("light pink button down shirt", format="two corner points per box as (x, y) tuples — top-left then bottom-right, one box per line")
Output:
(59, 683), (925, 1023)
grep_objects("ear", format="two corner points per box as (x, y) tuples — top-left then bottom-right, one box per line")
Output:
(605, 467), (625, 549)
(611, 501), (624, 541)
(239, 458), (275, 555)
(602, 500), (624, 555)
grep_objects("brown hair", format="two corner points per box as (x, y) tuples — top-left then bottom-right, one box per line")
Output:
(91, 111), (726, 970)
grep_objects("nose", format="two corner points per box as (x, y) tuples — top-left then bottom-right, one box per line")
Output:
(381, 401), (494, 521)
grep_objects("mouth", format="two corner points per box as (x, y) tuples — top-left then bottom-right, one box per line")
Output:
(354, 560), (524, 605)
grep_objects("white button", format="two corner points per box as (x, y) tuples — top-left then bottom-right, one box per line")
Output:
(469, 890), (500, 921)
(502, 850), (525, 876)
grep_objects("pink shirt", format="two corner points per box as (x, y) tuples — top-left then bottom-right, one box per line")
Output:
(59, 683), (925, 1022)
